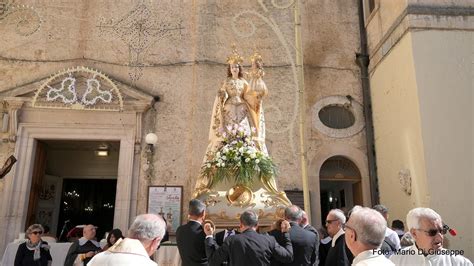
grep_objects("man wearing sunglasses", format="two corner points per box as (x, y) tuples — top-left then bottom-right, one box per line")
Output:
(324, 209), (353, 266)
(390, 207), (472, 265)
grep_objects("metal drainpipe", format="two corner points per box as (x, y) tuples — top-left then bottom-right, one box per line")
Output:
(356, 0), (379, 205)
(294, 0), (311, 218)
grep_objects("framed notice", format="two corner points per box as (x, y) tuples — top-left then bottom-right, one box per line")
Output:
(147, 186), (183, 234)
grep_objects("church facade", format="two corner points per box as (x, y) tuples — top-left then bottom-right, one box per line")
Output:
(0, 0), (471, 260)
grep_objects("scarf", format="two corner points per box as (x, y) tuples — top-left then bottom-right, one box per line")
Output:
(25, 239), (42, 261)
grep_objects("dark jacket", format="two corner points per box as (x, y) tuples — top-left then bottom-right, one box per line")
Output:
(205, 229), (293, 266)
(281, 222), (319, 266)
(215, 229), (239, 246)
(303, 224), (320, 265)
(14, 241), (52, 266)
(176, 221), (208, 266)
(64, 239), (101, 266)
(324, 234), (353, 266)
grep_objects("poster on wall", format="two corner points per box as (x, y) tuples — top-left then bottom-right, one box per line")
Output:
(147, 186), (183, 234)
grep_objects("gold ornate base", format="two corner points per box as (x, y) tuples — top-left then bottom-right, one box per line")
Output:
(194, 177), (291, 227)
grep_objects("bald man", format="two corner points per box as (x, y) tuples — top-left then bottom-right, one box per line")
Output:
(64, 224), (101, 266)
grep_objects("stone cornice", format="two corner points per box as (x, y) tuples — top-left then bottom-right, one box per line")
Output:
(368, 4), (474, 74)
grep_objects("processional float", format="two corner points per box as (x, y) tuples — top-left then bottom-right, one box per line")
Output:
(193, 45), (291, 227)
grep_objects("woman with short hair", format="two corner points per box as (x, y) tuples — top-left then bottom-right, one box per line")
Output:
(14, 224), (52, 266)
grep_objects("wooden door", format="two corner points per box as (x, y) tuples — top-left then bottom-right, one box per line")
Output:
(25, 141), (47, 229)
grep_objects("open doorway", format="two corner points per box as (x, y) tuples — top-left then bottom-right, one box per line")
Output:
(319, 156), (363, 224)
(25, 140), (120, 242)
(58, 178), (117, 242)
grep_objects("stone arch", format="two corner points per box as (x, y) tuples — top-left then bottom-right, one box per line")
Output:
(308, 143), (370, 227)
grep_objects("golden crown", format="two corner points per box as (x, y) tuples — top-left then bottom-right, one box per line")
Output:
(250, 51), (263, 63)
(226, 44), (244, 65)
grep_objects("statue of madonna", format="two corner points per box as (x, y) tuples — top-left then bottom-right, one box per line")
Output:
(193, 47), (290, 223)
(193, 47), (253, 194)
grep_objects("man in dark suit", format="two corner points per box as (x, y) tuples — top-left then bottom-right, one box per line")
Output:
(281, 206), (318, 266)
(300, 210), (320, 265)
(215, 229), (239, 246)
(204, 210), (293, 266)
(214, 229), (240, 265)
(324, 209), (353, 266)
(176, 199), (208, 266)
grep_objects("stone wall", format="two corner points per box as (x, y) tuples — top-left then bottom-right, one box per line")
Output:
(0, 0), (366, 227)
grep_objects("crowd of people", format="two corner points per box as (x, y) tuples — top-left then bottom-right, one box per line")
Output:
(176, 199), (472, 266)
(13, 215), (163, 266)
(13, 199), (472, 266)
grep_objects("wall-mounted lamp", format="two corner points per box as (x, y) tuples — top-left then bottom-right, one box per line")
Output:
(145, 133), (158, 154)
(144, 133), (158, 180)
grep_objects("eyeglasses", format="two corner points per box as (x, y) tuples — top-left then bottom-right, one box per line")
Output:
(416, 228), (447, 237)
(31, 231), (43, 235)
(342, 223), (354, 232)
(325, 219), (338, 225)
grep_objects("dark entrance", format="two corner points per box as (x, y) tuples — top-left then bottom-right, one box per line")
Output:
(58, 179), (117, 241)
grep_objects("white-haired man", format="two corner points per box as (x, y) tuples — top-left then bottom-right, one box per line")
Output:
(344, 206), (394, 265)
(87, 214), (166, 266)
(390, 207), (472, 266)
(324, 209), (353, 266)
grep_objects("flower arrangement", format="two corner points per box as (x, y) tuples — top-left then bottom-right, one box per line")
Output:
(201, 124), (277, 187)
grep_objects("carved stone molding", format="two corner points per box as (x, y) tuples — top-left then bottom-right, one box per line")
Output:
(3, 98), (24, 142)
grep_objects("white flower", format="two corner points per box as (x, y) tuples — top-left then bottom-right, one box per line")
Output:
(222, 156), (227, 161)
(245, 158), (250, 163)
(221, 162), (225, 167)
(239, 147), (244, 153)
(250, 153), (256, 159)
(206, 163), (211, 168)
(216, 151), (221, 158)
(255, 159), (260, 164)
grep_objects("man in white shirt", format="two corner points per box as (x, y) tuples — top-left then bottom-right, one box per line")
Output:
(87, 214), (166, 266)
(390, 207), (472, 266)
(344, 206), (394, 266)
(373, 205), (401, 251)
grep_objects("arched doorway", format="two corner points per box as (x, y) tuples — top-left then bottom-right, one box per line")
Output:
(0, 66), (154, 254)
(319, 156), (363, 223)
